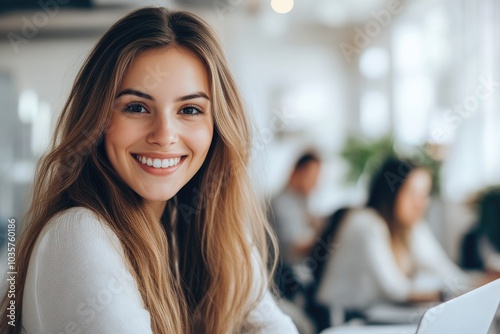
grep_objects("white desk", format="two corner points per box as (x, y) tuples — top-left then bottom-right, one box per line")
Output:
(320, 325), (418, 334)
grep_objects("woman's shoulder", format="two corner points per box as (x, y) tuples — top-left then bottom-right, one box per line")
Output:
(24, 210), (152, 333)
(36, 206), (122, 258)
(331, 207), (390, 246)
(47, 206), (105, 228)
(410, 220), (439, 242)
(45, 206), (113, 234)
(343, 207), (387, 233)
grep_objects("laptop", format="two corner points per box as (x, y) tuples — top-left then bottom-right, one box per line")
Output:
(415, 278), (500, 334)
(321, 278), (500, 334)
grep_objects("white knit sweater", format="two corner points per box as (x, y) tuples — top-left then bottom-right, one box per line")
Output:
(21, 207), (297, 333)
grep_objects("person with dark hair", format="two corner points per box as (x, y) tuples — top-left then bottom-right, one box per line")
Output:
(313, 157), (471, 321)
(462, 187), (500, 275)
(271, 152), (322, 267)
(477, 188), (500, 273)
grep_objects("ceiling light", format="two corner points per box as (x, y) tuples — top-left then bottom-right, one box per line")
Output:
(271, 0), (294, 14)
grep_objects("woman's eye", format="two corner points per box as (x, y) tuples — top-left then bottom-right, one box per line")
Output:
(180, 106), (202, 116)
(123, 103), (148, 113)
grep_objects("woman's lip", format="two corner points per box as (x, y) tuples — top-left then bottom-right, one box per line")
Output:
(132, 153), (185, 159)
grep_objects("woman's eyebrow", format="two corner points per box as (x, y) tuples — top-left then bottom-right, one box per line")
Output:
(116, 89), (210, 102)
(175, 92), (211, 102)
(116, 89), (154, 101)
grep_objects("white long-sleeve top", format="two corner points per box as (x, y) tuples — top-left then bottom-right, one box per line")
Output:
(22, 207), (297, 334)
(316, 208), (471, 310)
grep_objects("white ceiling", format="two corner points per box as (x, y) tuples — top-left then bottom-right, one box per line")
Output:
(0, 0), (400, 36)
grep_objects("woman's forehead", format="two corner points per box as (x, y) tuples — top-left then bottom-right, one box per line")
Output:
(119, 47), (211, 101)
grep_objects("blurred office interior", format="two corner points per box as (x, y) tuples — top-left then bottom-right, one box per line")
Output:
(0, 0), (499, 319)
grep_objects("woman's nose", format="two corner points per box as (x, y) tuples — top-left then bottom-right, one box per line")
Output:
(147, 113), (179, 146)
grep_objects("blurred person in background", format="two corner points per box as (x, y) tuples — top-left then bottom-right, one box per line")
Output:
(271, 152), (323, 267)
(461, 187), (500, 279)
(269, 151), (323, 334)
(312, 157), (474, 326)
(0, 7), (298, 334)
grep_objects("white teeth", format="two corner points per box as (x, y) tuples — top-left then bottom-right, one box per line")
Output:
(135, 155), (182, 169)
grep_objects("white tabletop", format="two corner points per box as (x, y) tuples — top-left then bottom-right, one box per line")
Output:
(320, 325), (418, 334)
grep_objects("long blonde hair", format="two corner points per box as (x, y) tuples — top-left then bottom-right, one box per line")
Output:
(1, 7), (277, 334)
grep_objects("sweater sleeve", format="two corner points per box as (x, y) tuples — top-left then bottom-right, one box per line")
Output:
(247, 247), (298, 333)
(248, 290), (298, 334)
(350, 210), (413, 302)
(411, 222), (472, 294)
(22, 207), (153, 334)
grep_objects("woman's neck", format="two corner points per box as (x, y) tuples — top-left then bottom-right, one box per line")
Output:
(145, 200), (167, 221)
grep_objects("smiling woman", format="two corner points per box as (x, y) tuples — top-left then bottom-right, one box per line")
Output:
(106, 47), (214, 218)
(0, 7), (297, 334)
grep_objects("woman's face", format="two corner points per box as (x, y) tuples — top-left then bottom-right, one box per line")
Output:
(394, 168), (432, 227)
(105, 47), (214, 215)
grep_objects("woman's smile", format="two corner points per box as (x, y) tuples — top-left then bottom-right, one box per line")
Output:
(133, 153), (187, 175)
(135, 154), (182, 169)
